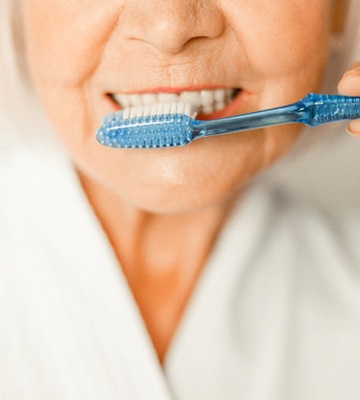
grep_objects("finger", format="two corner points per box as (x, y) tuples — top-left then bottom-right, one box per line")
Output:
(346, 119), (360, 138)
(337, 61), (360, 96)
(338, 62), (360, 137)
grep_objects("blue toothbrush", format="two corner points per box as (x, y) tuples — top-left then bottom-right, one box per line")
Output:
(96, 94), (360, 149)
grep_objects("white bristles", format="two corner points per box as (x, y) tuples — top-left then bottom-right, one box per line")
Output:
(163, 103), (172, 115)
(143, 105), (151, 116)
(170, 102), (179, 114)
(176, 102), (184, 115)
(119, 102), (197, 120)
(103, 112), (115, 123)
(130, 107), (139, 118)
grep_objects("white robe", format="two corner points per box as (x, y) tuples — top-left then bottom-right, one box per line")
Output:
(1, 142), (360, 400)
(1, 1), (360, 399)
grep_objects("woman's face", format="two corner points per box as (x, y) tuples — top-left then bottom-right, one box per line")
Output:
(24, 0), (332, 213)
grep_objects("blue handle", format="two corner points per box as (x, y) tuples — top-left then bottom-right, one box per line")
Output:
(199, 94), (360, 139)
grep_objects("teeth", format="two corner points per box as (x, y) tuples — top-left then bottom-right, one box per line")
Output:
(112, 88), (238, 115)
(129, 94), (142, 107)
(214, 89), (226, 103)
(158, 93), (179, 104)
(178, 91), (202, 109)
(115, 94), (131, 108)
(142, 93), (157, 104)
(200, 90), (215, 107)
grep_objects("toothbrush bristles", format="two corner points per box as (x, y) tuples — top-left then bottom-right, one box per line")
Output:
(96, 102), (201, 149)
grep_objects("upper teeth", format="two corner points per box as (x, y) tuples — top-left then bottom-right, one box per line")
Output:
(112, 88), (237, 114)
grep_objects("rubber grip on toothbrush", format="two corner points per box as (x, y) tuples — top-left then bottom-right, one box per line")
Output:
(300, 94), (360, 126)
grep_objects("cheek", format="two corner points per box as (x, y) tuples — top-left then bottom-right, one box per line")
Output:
(23, 0), (123, 158)
(24, 0), (122, 88)
(227, 2), (330, 79)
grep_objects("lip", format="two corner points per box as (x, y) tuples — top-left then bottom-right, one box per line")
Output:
(118, 84), (230, 95)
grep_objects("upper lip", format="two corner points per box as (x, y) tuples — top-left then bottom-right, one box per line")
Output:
(108, 85), (240, 95)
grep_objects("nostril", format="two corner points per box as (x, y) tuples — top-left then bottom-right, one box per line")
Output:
(145, 21), (195, 54)
(116, 0), (225, 55)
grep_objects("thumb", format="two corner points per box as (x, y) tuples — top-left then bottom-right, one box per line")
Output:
(337, 61), (360, 137)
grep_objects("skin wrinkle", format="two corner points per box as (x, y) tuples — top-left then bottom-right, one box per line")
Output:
(82, 7), (125, 84)
(99, 35), (243, 93)
(24, 0), (345, 362)
(118, 0), (224, 55)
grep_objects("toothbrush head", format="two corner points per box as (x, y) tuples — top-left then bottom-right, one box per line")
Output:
(96, 102), (205, 149)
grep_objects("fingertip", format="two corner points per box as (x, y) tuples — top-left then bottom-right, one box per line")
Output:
(338, 71), (360, 96)
(346, 119), (360, 138)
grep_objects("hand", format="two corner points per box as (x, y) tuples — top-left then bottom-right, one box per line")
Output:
(338, 61), (360, 137)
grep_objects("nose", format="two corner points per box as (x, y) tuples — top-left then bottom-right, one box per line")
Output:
(117, 0), (225, 55)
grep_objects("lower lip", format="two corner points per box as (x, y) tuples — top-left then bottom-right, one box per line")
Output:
(106, 89), (248, 119)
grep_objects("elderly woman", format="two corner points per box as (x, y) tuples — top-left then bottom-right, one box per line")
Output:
(1, 0), (360, 398)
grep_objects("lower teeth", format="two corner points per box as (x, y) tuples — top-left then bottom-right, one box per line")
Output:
(198, 89), (240, 114)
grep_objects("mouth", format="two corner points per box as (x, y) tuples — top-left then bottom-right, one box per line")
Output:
(108, 88), (243, 119)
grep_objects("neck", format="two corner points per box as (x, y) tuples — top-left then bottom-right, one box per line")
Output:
(79, 171), (236, 362)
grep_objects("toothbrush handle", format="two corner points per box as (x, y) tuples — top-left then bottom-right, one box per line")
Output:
(201, 102), (306, 137)
(199, 94), (360, 138)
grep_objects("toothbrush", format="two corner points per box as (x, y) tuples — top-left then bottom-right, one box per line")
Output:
(96, 93), (360, 149)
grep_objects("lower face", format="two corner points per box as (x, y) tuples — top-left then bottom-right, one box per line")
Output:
(23, 0), (331, 214)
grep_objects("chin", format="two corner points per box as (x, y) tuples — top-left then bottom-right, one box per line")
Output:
(124, 183), (241, 215)
(109, 156), (252, 215)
